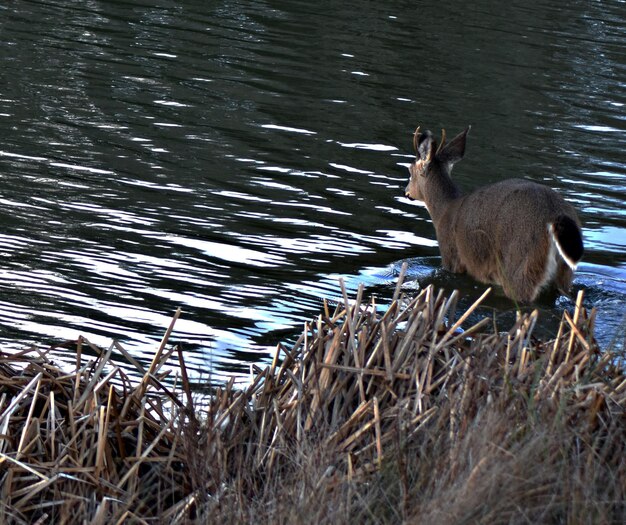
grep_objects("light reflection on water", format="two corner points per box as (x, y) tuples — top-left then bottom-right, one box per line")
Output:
(0, 0), (624, 387)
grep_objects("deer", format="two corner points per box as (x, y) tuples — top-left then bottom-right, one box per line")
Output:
(404, 126), (584, 303)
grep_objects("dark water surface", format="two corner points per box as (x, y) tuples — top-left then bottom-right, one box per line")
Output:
(1, 0), (625, 385)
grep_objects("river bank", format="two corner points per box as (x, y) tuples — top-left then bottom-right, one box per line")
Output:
(0, 278), (624, 524)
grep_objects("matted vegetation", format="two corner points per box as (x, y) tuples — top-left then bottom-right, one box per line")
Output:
(0, 273), (624, 524)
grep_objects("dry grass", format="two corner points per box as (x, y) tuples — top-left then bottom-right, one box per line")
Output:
(0, 309), (193, 523)
(0, 274), (624, 524)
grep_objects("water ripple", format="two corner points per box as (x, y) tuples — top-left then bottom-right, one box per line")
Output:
(0, 0), (623, 383)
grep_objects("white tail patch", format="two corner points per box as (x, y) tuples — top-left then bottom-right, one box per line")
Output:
(534, 237), (558, 299)
(548, 223), (578, 270)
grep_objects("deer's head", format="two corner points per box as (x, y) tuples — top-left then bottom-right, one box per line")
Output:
(405, 126), (470, 201)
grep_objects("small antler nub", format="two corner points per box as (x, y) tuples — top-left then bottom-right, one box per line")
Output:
(436, 128), (447, 155)
(413, 126), (421, 155)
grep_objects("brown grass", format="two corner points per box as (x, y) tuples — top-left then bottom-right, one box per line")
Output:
(0, 275), (624, 524)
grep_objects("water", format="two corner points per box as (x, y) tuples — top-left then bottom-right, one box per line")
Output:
(0, 0), (624, 385)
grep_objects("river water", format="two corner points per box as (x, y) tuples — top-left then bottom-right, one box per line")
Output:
(1, 0), (624, 385)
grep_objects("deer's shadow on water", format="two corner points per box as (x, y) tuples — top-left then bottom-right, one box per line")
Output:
(369, 257), (626, 351)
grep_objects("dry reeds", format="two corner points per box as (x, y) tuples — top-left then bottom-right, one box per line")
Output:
(0, 308), (193, 524)
(205, 278), (626, 523)
(0, 277), (624, 524)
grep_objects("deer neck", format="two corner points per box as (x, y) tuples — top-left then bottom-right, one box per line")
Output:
(423, 166), (461, 224)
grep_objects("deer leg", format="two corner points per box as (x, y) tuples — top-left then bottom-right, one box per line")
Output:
(554, 262), (574, 296)
(502, 236), (552, 303)
(440, 245), (466, 274)
(503, 271), (538, 303)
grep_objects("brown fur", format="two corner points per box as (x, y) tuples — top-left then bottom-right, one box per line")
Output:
(405, 126), (584, 302)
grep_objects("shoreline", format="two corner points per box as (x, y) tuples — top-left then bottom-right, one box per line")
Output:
(0, 277), (624, 523)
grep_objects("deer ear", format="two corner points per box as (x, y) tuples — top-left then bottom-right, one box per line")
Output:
(437, 126), (470, 166)
(417, 133), (437, 164)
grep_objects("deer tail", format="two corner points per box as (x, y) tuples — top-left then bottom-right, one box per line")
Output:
(549, 215), (584, 270)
